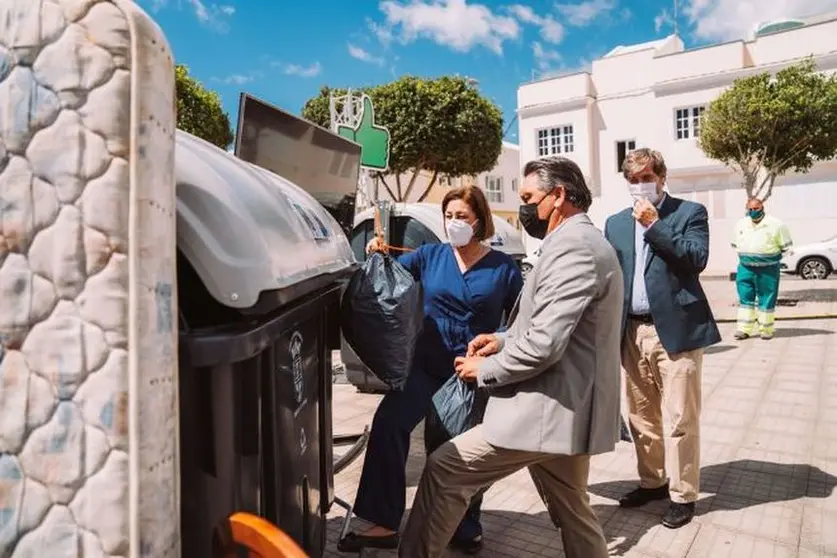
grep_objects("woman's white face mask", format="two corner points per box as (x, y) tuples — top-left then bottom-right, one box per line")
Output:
(446, 218), (476, 247)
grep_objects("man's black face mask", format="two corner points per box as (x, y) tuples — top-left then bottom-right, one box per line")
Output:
(519, 192), (555, 239)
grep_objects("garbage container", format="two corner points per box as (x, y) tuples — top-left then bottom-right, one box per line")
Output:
(174, 130), (357, 558)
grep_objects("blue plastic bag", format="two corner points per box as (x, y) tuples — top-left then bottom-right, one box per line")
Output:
(431, 374), (485, 439)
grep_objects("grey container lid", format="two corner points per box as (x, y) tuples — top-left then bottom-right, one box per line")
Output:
(175, 130), (356, 310)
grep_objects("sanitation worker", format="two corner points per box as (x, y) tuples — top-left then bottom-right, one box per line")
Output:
(732, 197), (793, 340)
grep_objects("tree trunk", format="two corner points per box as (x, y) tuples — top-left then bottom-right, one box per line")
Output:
(416, 169), (440, 203)
(402, 166), (425, 202)
(375, 172), (398, 202)
(395, 174), (403, 201)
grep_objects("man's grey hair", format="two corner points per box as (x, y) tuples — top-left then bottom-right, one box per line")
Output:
(522, 156), (592, 212)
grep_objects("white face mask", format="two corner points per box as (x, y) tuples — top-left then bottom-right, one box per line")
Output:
(629, 181), (660, 204)
(446, 219), (476, 247)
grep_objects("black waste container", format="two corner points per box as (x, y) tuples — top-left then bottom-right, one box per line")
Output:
(174, 129), (358, 557)
(178, 272), (341, 558)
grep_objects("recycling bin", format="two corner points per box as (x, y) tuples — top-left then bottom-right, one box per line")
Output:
(174, 129), (357, 558)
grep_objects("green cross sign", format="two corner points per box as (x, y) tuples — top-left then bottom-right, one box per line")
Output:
(337, 94), (390, 171)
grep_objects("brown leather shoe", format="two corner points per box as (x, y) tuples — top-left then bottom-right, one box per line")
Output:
(662, 502), (695, 528)
(618, 484), (670, 508)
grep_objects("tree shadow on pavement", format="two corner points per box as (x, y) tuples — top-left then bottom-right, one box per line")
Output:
(587, 459), (837, 555)
(326, 460), (836, 557)
(773, 327), (834, 338)
(778, 288), (837, 303)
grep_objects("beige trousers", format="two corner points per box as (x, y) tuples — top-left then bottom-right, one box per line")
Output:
(622, 320), (703, 503)
(398, 425), (608, 558)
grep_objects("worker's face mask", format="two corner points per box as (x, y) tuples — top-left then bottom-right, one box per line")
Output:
(446, 218), (476, 247)
(748, 208), (765, 221)
(629, 181), (660, 204)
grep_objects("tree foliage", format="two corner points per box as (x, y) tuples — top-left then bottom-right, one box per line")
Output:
(175, 64), (234, 149)
(700, 58), (837, 201)
(302, 76), (504, 202)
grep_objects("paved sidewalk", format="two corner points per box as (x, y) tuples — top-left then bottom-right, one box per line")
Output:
(326, 319), (837, 557)
(702, 276), (837, 321)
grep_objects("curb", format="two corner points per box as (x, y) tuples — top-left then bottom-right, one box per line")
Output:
(715, 313), (837, 324)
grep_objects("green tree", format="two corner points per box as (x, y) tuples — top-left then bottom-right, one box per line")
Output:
(700, 58), (837, 201)
(302, 76), (504, 202)
(175, 64), (234, 149)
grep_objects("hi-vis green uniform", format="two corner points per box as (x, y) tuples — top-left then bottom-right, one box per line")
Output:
(731, 215), (793, 337)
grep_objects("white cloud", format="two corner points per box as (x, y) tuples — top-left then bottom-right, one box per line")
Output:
(348, 43), (386, 66)
(377, 0), (520, 55)
(683, 0), (837, 41)
(532, 41), (562, 71)
(508, 4), (565, 43)
(282, 62), (322, 78)
(654, 8), (674, 33)
(555, 0), (617, 26)
(367, 18), (395, 46)
(148, 0), (235, 31)
(219, 74), (252, 85)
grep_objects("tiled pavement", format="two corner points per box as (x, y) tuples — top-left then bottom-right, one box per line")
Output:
(325, 318), (837, 557)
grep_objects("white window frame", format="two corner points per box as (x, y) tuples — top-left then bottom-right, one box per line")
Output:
(615, 139), (637, 173)
(484, 175), (504, 204)
(536, 125), (575, 156)
(674, 105), (705, 140)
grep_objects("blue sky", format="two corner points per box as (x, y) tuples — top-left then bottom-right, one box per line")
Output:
(141, 0), (832, 143)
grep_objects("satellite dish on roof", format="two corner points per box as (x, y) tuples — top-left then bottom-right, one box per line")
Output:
(753, 18), (805, 37)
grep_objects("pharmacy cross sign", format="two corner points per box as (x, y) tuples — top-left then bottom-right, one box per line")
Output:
(337, 94), (391, 172)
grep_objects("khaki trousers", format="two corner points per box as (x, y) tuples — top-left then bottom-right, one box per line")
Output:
(398, 425), (608, 558)
(622, 320), (702, 503)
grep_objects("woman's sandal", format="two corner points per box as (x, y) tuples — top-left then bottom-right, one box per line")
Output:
(337, 531), (400, 553)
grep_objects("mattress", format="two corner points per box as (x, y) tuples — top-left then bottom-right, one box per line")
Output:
(0, 1), (179, 557)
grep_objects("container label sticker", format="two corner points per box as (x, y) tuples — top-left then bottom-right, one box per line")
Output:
(290, 331), (307, 416)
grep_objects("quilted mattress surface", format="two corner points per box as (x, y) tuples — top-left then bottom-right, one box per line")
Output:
(0, 1), (179, 556)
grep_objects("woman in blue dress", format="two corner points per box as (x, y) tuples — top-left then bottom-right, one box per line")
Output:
(338, 186), (524, 554)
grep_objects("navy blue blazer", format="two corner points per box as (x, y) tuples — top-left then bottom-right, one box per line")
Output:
(604, 195), (721, 354)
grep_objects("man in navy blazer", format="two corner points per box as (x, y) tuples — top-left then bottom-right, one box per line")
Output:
(604, 148), (721, 530)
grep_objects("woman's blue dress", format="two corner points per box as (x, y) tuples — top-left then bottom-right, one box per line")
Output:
(352, 243), (523, 539)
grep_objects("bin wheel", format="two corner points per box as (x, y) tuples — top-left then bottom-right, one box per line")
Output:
(212, 512), (308, 558)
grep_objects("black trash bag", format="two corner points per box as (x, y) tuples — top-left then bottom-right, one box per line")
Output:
(431, 374), (486, 439)
(341, 252), (423, 391)
(620, 416), (633, 442)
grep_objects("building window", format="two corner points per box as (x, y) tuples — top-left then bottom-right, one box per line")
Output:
(484, 175), (504, 204)
(616, 140), (636, 172)
(438, 174), (450, 187)
(675, 106), (705, 140)
(536, 125), (574, 156)
(511, 178), (518, 192)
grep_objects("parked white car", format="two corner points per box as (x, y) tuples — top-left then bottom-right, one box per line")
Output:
(520, 247), (541, 280)
(781, 235), (837, 279)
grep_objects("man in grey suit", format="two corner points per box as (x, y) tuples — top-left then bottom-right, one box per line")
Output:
(398, 157), (623, 558)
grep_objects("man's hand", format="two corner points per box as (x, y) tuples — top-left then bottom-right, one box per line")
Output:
(467, 333), (500, 357)
(454, 356), (483, 382)
(633, 199), (659, 228)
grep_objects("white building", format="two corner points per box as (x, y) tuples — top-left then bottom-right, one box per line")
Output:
(517, 13), (837, 273)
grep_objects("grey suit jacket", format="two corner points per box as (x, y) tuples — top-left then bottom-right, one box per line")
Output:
(477, 213), (624, 456)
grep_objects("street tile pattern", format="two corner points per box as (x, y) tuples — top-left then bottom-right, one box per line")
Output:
(326, 319), (837, 557)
